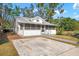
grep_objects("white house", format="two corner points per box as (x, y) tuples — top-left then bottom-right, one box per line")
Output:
(14, 16), (57, 36)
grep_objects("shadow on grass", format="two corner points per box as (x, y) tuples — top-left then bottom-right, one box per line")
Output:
(0, 32), (9, 45)
(73, 34), (79, 39)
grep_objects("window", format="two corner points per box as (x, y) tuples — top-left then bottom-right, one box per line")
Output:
(37, 25), (41, 29)
(48, 26), (55, 30)
(29, 19), (32, 21)
(20, 24), (23, 30)
(37, 19), (39, 22)
(25, 24), (30, 30)
(46, 25), (49, 29)
(30, 24), (35, 30)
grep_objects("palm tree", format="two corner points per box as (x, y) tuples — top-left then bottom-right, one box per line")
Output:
(21, 7), (27, 17)
(22, 4), (34, 18)
(11, 5), (21, 32)
(0, 3), (4, 19)
(30, 3), (34, 17)
(56, 4), (64, 35)
(36, 3), (44, 18)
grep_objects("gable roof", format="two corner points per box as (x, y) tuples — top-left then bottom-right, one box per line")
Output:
(15, 16), (57, 26)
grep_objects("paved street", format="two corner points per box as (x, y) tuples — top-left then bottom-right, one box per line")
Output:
(12, 37), (76, 56)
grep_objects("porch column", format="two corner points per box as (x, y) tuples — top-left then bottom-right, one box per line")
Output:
(23, 23), (25, 36)
(23, 23), (25, 30)
(28, 24), (32, 30)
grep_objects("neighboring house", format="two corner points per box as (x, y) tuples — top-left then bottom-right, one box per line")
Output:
(14, 16), (57, 36)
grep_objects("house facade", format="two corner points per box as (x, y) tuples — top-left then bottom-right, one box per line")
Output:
(14, 16), (56, 36)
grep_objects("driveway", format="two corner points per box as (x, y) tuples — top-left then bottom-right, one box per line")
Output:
(12, 37), (76, 56)
(59, 47), (79, 56)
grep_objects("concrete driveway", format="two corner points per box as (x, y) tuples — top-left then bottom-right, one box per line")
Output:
(12, 37), (76, 56)
(59, 47), (79, 56)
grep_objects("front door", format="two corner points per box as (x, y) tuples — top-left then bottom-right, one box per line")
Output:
(41, 25), (45, 34)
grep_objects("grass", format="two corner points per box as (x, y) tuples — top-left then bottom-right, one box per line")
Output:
(74, 30), (79, 34)
(0, 39), (8, 44)
(54, 35), (79, 42)
(0, 42), (18, 56)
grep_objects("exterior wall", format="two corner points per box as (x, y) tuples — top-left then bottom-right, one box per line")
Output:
(50, 30), (56, 34)
(14, 20), (56, 36)
(32, 19), (43, 24)
(18, 30), (24, 36)
(16, 28), (56, 36)
(17, 29), (56, 36)
(23, 30), (41, 36)
(14, 20), (24, 36)
(45, 30), (56, 35)
(15, 25), (24, 36)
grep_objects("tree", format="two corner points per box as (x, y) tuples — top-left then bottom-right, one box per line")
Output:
(10, 5), (21, 31)
(2, 20), (12, 29)
(0, 3), (3, 18)
(0, 3), (13, 30)
(36, 3), (44, 18)
(21, 7), (27, 17)
(60, 18), (76, 31)
(73, 20), (79, 30)
(36, 3), (64, 22)
(22, 4), (34, 17)
(30, 3), (34, 17)
(55, 17), (77, 32)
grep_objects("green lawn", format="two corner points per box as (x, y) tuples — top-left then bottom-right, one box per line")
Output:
(54, 35), (79, 42)
(53, 35), (79, 46)
(0, 42), (18, 56)
(74, 30), (79, 34)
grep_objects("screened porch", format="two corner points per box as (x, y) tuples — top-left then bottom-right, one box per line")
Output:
(19, 23), (56, 30)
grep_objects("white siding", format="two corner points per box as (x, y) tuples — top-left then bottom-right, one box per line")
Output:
(15, 23), (24, 36)
(17, 30), (24, 36)
(44, 30), (56, 35)
(17, 29), (56, 36)
(50, 30), (56, 34)
(32, 19), (43, 24)
(23, 30), (41, 36)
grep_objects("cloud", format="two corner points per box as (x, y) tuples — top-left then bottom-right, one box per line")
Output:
(63, 10), (67, 14)
(55, 10), (60, 15)
(73, 3), (79, 9)
(55, 9), (67, 15)
(33, 8), (38, 13)
(73, 15), (79, 19)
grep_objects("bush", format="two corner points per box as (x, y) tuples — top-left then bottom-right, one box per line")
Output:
(56, 27), (64, 35)
(73, 30), (79, 39)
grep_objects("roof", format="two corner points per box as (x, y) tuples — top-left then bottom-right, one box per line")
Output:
(15, 16), (57, 26)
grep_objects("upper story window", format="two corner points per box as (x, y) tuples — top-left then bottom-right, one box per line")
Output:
(37, 19), (39, 22)
(29, 19), (32, 21)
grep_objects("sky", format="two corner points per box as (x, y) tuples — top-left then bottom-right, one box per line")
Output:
(12, 3), (79, 20)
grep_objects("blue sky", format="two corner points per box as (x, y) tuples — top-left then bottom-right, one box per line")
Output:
(54, 3), (79, 20)
(12, 3), (79, 20)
